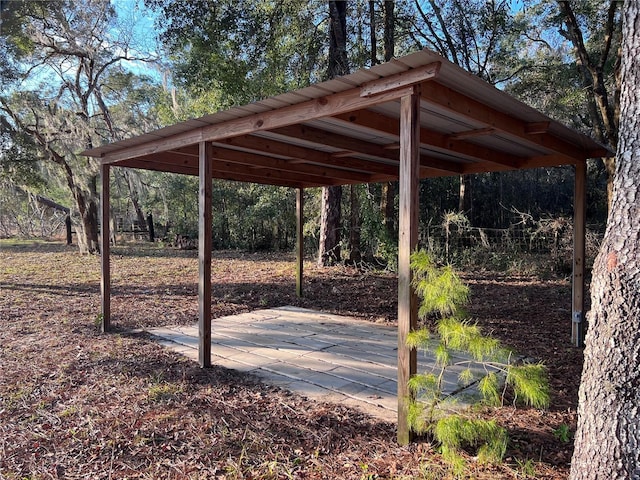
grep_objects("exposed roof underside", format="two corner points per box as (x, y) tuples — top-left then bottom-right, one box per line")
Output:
(83, 49), (609, 188)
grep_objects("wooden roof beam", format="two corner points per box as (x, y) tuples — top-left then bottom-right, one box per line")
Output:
(208, 145), (377, 184)
(267, 123), (461, 175)
(332, 109), (520, 169)
(420, 157), (464, 174)
(421, 83), (588, 160)
(268, 124), (400, 162)
(218, 133), (400, 176)
(120, 156), (317, 188)
(212, 159), (344, 186)
(446, 127), (496, 139)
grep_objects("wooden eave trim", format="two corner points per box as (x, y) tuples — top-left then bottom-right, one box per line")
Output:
(421, 83), (588, 161)
(100, 82), (424, 165)
(360, 61), (441, 97)
(524, 122), (550, 135)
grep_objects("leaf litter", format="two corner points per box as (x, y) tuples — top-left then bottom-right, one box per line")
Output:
(0, 240), (579, 478)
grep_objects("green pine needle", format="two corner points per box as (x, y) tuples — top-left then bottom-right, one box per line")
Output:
(478, 372), (501, 406)
(406, 328), (431, 352)
(408, 373), (438, 398)
(506, 364), (550, 409)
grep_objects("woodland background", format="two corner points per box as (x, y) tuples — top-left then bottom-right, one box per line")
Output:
(0, 0), (619, 265)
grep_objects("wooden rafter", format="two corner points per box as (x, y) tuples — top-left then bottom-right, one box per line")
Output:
(265, 120), (462, 174)
(208, 146), (380, 184)
(268, 124), (399, 162)
(446, 127), (496, 139)
(332, 110), (524, 169)
(360, 61), (441, 97)
(420, 83), (590, 160)
(217, 133), (399, 176)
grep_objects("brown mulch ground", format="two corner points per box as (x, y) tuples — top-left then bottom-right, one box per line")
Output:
(0, 240), (582, 479)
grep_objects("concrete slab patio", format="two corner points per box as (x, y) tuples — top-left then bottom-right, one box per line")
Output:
(147, 306), (482, 423)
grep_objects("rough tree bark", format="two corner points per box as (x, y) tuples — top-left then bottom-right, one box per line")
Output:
(570, 2), (640, 478)
(327, 0), (349, 78)
(318, 0), (349, 266)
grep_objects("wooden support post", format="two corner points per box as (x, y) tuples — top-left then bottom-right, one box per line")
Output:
(100, 163), (111, 333)
(199, 141), (213, 367)
(397, 86), (420, 445)
(296, 188), (304, 297)
(572, 160), (587, 347)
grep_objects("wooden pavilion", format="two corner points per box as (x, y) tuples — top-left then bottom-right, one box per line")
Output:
(83, 49), (609, 444)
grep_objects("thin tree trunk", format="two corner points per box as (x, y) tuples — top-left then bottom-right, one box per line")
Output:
(570, 3), (640, 477)
(558, 1), (621, 208)
(318, 1), (349, 266)
(348, 184), (361, 264)
(369, 1), (377, 65)
(380, 0), (397, 242)
(383, 0), (394, 61)
(458, 174), (472, 217)
(318, 185), (342, 265)
(327, 0), (349, 79)
(380, 182), (395, 240)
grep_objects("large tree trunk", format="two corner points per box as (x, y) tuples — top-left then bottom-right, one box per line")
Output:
(74, 174), (100, 254)
(318, 1), (349, 266)
(570, 3), (640, 478)
(52, 150), (100, 254)
(76, 196), (100, 254)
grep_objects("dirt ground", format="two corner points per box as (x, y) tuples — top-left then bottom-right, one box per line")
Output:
(0, 240), (583, 479)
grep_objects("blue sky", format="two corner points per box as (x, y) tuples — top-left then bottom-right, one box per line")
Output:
(111, 0), (162, 81)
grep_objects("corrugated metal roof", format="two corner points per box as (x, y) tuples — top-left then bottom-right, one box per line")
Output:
(83, 49), (610, 188)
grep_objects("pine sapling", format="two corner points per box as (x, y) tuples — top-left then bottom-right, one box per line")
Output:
(406, 250), (550, 472)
